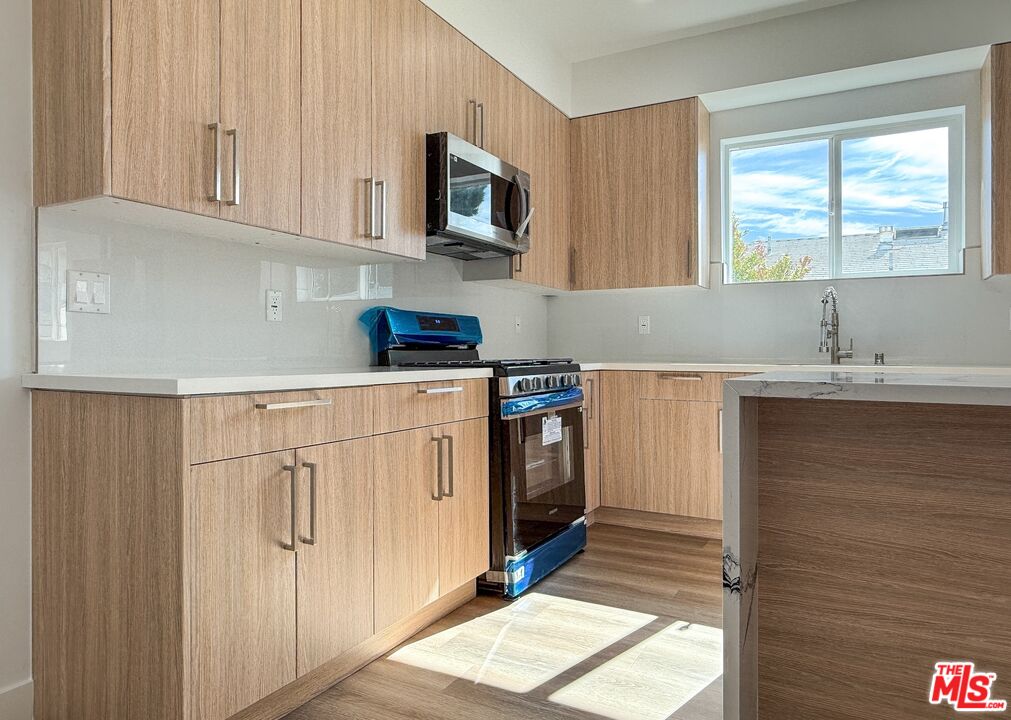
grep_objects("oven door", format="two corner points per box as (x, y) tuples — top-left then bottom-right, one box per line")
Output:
(501, 388), (585, 559)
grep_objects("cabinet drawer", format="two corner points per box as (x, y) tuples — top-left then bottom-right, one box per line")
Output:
(374, 379), (488, 434)
(189, 387), (374, 464)
(639, 371), (725, 402)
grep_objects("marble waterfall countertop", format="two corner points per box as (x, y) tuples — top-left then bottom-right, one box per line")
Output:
(724, 368), (1011, 406)
(720, 368), (1011, 720)
(23, 361), (1011, 396)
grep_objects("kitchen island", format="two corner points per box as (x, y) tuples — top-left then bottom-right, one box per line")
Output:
(722, 371), (1011, 720)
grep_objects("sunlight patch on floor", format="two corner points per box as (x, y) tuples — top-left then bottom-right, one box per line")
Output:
(388, 593), (656, 693)
(548, 620), (723, 720)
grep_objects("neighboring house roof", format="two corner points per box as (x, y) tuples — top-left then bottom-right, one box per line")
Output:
(747, 225), (950, 278)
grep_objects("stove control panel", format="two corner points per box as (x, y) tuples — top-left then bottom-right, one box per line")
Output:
(500, 372), (582, 397)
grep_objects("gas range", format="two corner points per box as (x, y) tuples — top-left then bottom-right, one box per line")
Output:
(398, 357), (581, 397)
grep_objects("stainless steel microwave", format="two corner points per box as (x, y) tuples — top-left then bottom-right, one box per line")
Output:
(426, 132), (532, 261)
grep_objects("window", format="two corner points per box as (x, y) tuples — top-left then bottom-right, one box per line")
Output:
(723, 109), (964, 284)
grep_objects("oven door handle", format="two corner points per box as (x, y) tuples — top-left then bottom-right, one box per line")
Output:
(502, 397), (583, 421)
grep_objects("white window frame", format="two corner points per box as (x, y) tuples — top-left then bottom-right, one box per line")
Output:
(721, 107), (965, 284)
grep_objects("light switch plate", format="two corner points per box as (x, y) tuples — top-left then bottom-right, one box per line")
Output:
(67, 270), (111, 314)
(638, 315), (651, 335)
(266, 290), (283, 322)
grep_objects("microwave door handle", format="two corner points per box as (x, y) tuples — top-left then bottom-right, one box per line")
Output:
(514, 205), (535, 240)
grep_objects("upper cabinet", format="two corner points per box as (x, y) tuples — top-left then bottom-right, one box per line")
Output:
(570, 98), (710, 290)
(426, 10), (482, 145)
(303, 0), (427, 258)
(219, 0), (301, 233)
(983, 42), (1011, 278)
(35, 0), (426, 258)
(36, 0), (299, 233)
(370, 0), (428, 259)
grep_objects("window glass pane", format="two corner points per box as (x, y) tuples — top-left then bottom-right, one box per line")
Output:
(840, 127), (950, 275)
(729, 139), (830, 283)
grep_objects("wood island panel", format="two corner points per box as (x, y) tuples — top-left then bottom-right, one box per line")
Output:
(755, 398), (1011, 720)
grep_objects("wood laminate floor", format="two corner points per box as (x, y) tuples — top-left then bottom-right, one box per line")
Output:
(284, 523), (724, 720)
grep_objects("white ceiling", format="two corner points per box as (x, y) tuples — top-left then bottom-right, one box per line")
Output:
(493, 0), (862, 63)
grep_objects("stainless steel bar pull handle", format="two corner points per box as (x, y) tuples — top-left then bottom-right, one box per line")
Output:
(375, 180), (388, 240)
(718, 408), (724, 454)
(657, 373), (703, 381)
(418, 386), (464, 395)
(469, 99), (478, 144)
(442, 434), (455, 498)
(208, 122), (222, 201)
(282, 464), (298, 551)
(586, 377), (595, 420)
(226, 128), (240, 206)
(300, 462), (317, 546)
(255, 399), (333, 411)
(366, 177), (376, 239)
(477, 102), (485, 148)
(432, 436), (444, 501)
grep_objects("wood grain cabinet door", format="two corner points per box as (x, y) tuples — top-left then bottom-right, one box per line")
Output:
(111, 0), (220, 216)
(477, 51), (514, 160)
(437, 418), (490, 593)
(570, 98), (706, 290)
(301, 0), (373, 248)
(638, 399), (722, 519)
(190, 451), (297, 720)
(219, 0), (300, 233)
(426, 9), (480, 142)
(373, 426), (441, 631)
(295, 438), (375, 675)
(371, 0), (427, 259)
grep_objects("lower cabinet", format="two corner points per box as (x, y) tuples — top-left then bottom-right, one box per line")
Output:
(191, 451), (299, 720)
(638, 399), (722, 519)
(600, 371), (726, 521)
(191, 438), (376, 720)
(295, 438), (376, 674)
(374, 417), (489, 631)
(32, 383), (489, 720)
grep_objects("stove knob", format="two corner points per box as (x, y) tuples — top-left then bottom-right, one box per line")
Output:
(533, 377), (543, 390)
(547, 376), (558, 389)
(560, 374), (571, 387)
(519, 377), (532, 392)
(573, 374), (582, 386)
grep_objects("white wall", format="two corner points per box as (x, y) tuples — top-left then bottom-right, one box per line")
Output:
(549, 71), (1011, 367)
(38, 218), (549, 374)
(571, 0), (1011, 116)
(0, 0), (34, 716)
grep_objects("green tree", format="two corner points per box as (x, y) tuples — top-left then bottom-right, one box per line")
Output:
(731, 215), (813, 282)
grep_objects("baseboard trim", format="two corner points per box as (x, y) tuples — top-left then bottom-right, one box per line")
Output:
(0, 678), (33, 720)
(230, 580), (477, 720)
(595, 506), (722, 540)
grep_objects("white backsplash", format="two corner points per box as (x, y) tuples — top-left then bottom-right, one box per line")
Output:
(37, 215), (549, 374)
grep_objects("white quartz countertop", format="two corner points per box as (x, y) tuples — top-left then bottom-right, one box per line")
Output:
(22, 367), (495, 396)
(726, 369), (1011, 406)
(24, 361), (1011, 397)
(578, 361), (1011, 375)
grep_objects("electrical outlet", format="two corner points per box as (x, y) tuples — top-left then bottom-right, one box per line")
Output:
(266, 290), (283, 322)
(638, 315), (651, 335)
(514, 316), (522, 334)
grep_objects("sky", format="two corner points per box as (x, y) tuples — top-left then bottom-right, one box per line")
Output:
(729, 126), (949, 242)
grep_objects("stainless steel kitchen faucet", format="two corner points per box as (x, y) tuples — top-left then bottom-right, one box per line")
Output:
(819, 286), (853, 364)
